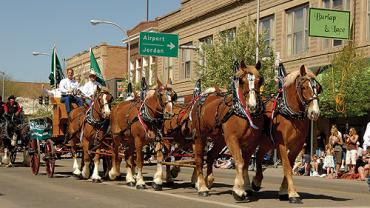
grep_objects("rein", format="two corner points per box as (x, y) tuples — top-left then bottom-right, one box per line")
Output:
(86, 92), (111, 127)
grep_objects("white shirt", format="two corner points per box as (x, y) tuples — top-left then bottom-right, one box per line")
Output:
(59, 78), (79, 95)
(363, 122), (370, 150)
(81, 80), (100, 98)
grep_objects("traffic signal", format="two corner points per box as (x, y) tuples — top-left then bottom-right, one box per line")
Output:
(38, 96), (43, 105)
(44, 96), (49, 105)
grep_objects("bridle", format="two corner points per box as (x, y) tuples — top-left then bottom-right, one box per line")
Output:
(295, 77), (320, 107)
(141, 88), (175, 120)
(86, 91), (112, 126)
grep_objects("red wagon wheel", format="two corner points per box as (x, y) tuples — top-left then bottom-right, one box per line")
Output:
(29, 139), (40, 175)
(45, 139), (55, 178)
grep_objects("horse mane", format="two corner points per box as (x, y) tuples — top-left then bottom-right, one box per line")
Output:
(236, 65), (261, 78)
(284, 68), (316, 87)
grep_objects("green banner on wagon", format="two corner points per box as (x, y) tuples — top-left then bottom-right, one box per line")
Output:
(139, 32), (179, 57)
(309, 8), (350, 39)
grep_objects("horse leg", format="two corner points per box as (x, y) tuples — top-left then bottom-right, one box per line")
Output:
(152, 142), (163, 191)
(81, 138), (91, 179)
(125, 141), (136, 186)
(2, 148), (10, 166)
(190, 143), (197, 188)
(108, 135), (121, 180)
(135, 137), (146, 189)
(242, 153), (253, 196)
(252, 147), (266, 192)
(193, 136), (209, 196)
(91, 149), (102, 183)
(71, 137), (82, 177)
(278, 144), (302, 204)
(225, 136), (247, 201)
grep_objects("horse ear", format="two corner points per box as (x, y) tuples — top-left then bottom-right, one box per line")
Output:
(240, 60), (246, 69)
(300, 65), (306, 76)
(166, 78), (173, 88)
(315, 67), (321, 76)
(157, 78), (163, 88)
(255, 61), (262, 70)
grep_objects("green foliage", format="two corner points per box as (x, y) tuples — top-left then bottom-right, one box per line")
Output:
(318, 44), (370, 118)
(196, 21), (276, 95)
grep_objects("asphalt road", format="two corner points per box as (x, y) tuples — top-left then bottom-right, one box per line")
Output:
(0, 158), (369, 208)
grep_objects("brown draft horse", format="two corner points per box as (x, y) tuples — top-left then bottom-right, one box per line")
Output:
(191, 61), (264, 201)
(252, 65), (321, 204)
(67, 87), (113, 181)
(109, 79), (175, 189)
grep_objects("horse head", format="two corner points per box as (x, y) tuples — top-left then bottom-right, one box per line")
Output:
(92, 86), (114, 119)
(235, 60), (264, 114)
(284, 65), (322, 121)
(145, 78), (176, 120)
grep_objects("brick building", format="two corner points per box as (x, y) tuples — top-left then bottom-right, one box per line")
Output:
(124, 20), (159, 87)
(66, 43), (127, 98)
(154, 0), (369, 98)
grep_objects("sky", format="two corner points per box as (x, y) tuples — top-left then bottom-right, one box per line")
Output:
(0, 0), (180, 82)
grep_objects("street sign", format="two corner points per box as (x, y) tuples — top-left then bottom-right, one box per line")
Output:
(139, 32), (179, 57)
(309, 8), (350, 39)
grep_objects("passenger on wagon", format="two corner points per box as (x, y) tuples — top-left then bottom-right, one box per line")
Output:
(3, 95), (22, 122)
(59, 68), (82, 114)
(81, 70), (101, 106)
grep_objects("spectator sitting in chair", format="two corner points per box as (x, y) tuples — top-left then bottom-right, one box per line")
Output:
(59, 68), (82, 114)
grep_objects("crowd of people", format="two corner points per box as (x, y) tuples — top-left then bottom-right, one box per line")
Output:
(293, 123), (370, 190)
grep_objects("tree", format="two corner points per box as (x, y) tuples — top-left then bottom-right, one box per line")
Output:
(318, 44), (370, 118)
(196, 21), (276, 95)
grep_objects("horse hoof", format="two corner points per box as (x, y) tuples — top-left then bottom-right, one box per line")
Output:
(136, 184), (146, 190)
(165, 181), (175, 187)
(279, 194), (289, 201)
(252, 182), (261, 192)
(127, 182), (135, 187)
(152, 183), (162, 191)
(289, 197), (303, 204)
(73, 174), (82, 180)
(246, 190), (253, 196)
(198, 191), (209, 197)
(92, 179), (102, 183)
(232, 191), (246, 201)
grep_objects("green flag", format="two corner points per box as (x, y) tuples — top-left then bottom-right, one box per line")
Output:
(90, 48), (106, 86)
(49, 47), (64, 86)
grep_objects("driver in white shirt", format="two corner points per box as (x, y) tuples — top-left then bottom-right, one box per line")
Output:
(59, 69), (83, 113)
(81, 70), (101, 105)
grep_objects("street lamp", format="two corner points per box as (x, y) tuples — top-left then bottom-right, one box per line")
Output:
(90, 19), (130, 81)
(0, 71), (5, 101)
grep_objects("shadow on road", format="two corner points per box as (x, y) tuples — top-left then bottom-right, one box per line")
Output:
(249, 190), (351, 202)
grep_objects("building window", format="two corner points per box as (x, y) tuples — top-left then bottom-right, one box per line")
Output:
(199, 35), (213, 66)
(260, 15), (275, 55)
(135, 59), (141, 84)
(163, 57), (173, 82)
(149, 57), (156, 85)
(181, 42), (192, 80)
(322, 0), (351, 47)
(286, 5), (309, 56)
(221, 28), (236, 43)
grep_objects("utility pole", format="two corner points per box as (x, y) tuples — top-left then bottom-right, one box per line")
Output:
(146, 0), (149, 21)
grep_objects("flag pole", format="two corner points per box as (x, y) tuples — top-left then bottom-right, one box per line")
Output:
(53, 44), (57, 89)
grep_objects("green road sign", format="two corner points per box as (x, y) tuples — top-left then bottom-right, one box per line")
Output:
(139, 32), (179, 58)
(309, 8), (350, 39)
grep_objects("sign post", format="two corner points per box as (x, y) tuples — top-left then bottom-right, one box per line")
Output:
(139, 32), (179, 57)
(309, 8), (350, 39)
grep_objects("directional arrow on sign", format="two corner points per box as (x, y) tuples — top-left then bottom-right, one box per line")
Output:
(167, 42), (175, 50)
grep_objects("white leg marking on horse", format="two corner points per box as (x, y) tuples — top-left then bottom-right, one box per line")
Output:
(2, 148), (10, 165)
(108, 166), (119, 180)
(81, 161), (90, 179)
(126, 166), (135, 183)
(102, 94), (111, 116)
(153, 163), (163, 185)
(136, 168), (145, 186)
(72, 158), (82, 175)
(91, 159), (101, 180)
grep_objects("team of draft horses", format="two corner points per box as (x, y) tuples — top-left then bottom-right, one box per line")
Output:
(12, 60), (323, 203)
